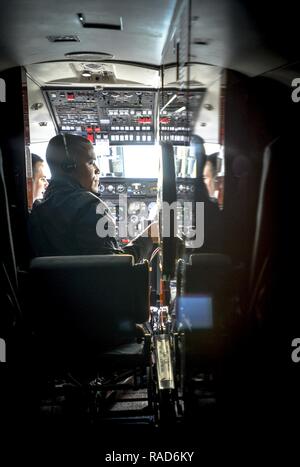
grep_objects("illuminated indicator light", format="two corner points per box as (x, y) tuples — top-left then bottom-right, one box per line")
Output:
(67, 92), (75, 101)
(138, 117), (152, 124)
(87, 134), (94, 143)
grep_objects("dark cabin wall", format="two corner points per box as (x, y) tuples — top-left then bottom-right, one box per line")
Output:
(223, 70), (295, 307)
(0, 67), (29, 270)
(223, 69), (300, 422)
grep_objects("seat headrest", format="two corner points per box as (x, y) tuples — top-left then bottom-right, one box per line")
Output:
(30, 254), (134, 270)
(189, 253), (231, 268)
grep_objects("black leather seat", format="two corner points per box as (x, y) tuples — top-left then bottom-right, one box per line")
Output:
(27, 254), (149, 373)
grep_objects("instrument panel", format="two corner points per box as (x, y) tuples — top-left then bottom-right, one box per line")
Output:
(159, 89), (205, 145)
(44, 87), (206, 147)
(99, 177), (198, 242)
(44, 88), (156, 145)
(99, 178), (157, 241)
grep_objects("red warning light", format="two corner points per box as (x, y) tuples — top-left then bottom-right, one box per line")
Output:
(120, 238), (130, 244)
(160, 117), (170, 124)
(67, 92), (75, 101)
(87, 134), (95, 144)
(137, 117), (152, 124)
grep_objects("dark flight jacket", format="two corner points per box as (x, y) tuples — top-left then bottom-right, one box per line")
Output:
(28, 176), (152, 262)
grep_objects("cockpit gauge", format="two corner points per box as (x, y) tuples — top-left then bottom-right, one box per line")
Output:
(107, 184), (114, 193)
(128, 201), (141, 214)
(116, 184), (126, 193)
(130, 215), (139, 224)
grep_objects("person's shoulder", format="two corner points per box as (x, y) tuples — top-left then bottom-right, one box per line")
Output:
(70, 189), (100, 207)
(30, 198), (45, 216)
(66, 190), (104, 221)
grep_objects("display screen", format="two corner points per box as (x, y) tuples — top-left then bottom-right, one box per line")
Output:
(177, 295), (213, 330)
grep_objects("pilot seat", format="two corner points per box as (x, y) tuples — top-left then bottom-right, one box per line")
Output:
(27, 254), (153, 424)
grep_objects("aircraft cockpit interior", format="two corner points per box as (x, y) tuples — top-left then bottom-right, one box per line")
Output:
(1, 0), (299, 458)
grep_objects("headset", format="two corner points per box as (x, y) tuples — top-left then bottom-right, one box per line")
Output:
(60, 133), (77, 171)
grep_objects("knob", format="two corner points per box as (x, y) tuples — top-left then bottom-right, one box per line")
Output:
(130, 215), (138, 224)
(117, 184), (125, 193)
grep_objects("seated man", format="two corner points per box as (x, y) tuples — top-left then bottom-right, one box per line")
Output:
(188, 136), (223, 253)
(203, 153), (219, 199)
(28, 134), (157, 261)
(31, 153), (49, 204)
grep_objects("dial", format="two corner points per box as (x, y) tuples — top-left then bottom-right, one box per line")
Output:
(128, 201), (140, 214)
(130, 214), (139, 224)
(116, 184), (125, 193)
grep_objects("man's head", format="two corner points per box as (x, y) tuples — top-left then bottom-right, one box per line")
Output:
(203, 153), (218, 198)
(32, 153), (49, 202)
(46, 134), (100, 193)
